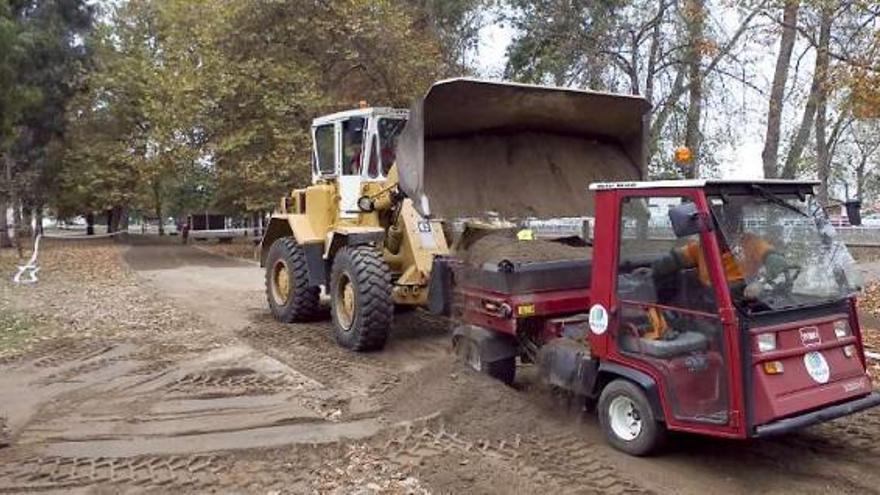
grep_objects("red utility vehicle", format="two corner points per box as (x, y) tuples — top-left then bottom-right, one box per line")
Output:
(446, 179), (878, 455)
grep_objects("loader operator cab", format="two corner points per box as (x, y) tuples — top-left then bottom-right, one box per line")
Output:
(311, 107), (408, 217)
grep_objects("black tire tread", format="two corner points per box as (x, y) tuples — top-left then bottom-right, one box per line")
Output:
(265, 237), (320, 322)
(331, 245), (393, 351)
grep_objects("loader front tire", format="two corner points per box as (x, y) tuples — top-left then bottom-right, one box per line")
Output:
(330, 245), (393, 352)
(266, 237), (320, 323)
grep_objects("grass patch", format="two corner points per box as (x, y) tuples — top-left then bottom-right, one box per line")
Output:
(0, 308), (35, 354)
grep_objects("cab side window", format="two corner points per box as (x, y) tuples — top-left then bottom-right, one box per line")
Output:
(367, 135), (380, 178)
(314, 124), (335, 175)
(342, 117), (365, 175)
(615, 194), (728, 425)
(617, 196), (712, 310)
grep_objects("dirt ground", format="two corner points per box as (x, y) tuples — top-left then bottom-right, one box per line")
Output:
(2, 236), (880, 494)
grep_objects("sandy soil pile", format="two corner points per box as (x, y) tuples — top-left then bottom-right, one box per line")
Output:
(459, 234), (589, 268)
(422, 132), (639, 218)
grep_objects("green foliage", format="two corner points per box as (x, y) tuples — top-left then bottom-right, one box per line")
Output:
(60, 0), (449, 217)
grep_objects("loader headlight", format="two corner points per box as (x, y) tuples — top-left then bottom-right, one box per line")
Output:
(834, 320), (850, 339)
(357, 196), (375, 212)
(757, 333), (777, 353)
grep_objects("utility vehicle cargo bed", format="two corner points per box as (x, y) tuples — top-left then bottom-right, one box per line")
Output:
(454, 236), (591, 294)
(458, 258), (592, 294)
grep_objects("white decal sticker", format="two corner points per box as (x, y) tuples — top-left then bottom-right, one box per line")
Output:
(843, 378), (867, 393)
(803, 351), (830, 384)
(589, 304), (609, 335)
(799, 326), (821, 346)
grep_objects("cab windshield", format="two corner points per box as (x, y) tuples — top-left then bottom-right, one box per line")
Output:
(378, 118), (406, 175)
(709, 191), (861, 312)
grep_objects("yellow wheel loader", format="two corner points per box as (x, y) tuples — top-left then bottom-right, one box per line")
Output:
(261, 78), (649, 351)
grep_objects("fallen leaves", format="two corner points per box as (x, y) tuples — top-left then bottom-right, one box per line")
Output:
(312, 444), (429, 495)
(863, 282), (880, 320)
(0, 239), (221, 361)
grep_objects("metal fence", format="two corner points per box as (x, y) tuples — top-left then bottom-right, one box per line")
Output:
(837, 227), (880, 247)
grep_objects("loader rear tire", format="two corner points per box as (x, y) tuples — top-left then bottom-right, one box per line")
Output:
(265, 237), (320, 323)
(330, 245), (393, 352)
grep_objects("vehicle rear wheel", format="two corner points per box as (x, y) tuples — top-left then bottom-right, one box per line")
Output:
(598, 379), (666, 456)
(330, 245), (393, 351)
(265, 237), (320, 322)
(453, 336), (516, 385)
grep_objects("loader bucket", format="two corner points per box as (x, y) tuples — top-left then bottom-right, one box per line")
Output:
(396, 78), (650, 219)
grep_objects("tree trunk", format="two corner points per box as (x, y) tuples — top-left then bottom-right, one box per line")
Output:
(21, 206), (32, 240)
(153, 180), (164, 236)
(86, 212), (95, 236)
(34, 206), (43, 236)
(0, 199), (10, 248)
(683, 0), (706, 178)
(762, 0), (799, 178)
(110, 205), (126, 233)
(781, 11), (832, 179)
(5, 153), (20, 246)
(11, 201), (21, 246)
(118, 206), (129, 230)
(856, 157), (866, 202)
(642, 1), (664, 173)
(106, 209), (114, 234)
(813, 7), (833, 205)
(0, 152), (10, 248)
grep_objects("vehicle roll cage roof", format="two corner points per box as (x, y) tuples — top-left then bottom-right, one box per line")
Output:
(311, 107), (408, 127)
(589, 179), (820, 197)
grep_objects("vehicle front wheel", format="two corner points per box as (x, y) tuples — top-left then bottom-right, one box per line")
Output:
(598, 379), (666, 456)
(265, 237), (320, 322)
(330, 245), (393, 351)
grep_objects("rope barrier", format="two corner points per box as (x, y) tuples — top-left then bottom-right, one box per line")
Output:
(12, 234), (41, 284)
(11, 230), (127, 284)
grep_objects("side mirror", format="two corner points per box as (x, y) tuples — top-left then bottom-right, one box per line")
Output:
(669, 202), (709, 238)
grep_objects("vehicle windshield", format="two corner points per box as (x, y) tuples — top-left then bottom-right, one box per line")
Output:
(378, 118), (406, 175)
(709, 191), (861, 312)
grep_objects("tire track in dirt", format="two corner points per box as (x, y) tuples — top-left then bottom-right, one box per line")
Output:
(0, 453), (229, 492)
(360, 414), (652, 495)
(29, 340), (118, 369)
(239, 319), (399, 391)
(167, 367), (304, 397)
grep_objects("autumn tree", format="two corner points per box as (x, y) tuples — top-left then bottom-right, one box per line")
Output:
(60, 0), (448, 227)
(504, 0), (765, 178)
